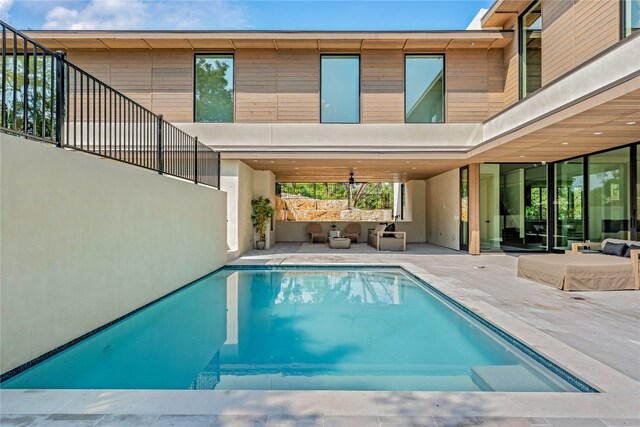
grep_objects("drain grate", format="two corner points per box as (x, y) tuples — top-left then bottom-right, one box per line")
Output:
(571, 296), (586, 300)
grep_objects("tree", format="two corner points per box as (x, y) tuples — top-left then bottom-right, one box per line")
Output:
(195, 58), (233, 123)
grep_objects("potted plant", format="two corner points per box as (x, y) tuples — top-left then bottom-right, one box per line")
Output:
(251, 196), (275, 250)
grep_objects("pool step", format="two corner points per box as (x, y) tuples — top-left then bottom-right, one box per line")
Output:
(471, 365), (553, 391)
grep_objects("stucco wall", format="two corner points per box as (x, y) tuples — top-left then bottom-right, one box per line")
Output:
(221, 160), (255, 259)
(425, 169), (460, 250)
(0, 134), (227, 374)
(221, 160), (277, 259)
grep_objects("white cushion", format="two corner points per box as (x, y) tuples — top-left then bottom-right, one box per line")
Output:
(374, 224), (386, 234)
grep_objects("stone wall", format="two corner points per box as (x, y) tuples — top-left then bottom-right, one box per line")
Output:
(276, 197), (392, 222)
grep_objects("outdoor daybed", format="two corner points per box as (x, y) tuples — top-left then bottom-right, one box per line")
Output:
(517, 238), (640, 291)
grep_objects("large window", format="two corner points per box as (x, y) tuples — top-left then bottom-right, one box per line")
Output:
(405, 55), (444, 123)
(554, 159), (584, 250)
(460, 167), (469, 251)
(588, 147), (631, 241)
(194, 54), (234, 123)
(320, 55), (360, 123)
(479, 163), (548, 252)
(624, 0), (640, 37)
(519, 0), (542, 98)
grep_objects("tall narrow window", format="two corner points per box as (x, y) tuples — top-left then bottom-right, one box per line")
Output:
(405, 55), (444, 123)
(194, 54), (234, 123)
(624, 0), (640, 37)
(320, 55), (360, 123)
(520, 0), (542, 98)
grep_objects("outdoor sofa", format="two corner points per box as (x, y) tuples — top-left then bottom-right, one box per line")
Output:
(368, 224), (406, 251)
(517, 238), (640, 291)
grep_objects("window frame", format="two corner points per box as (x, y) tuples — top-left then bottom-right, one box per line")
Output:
(518, 0), (542, 100)
(193, 53), (235, 123)
(403, 53), (446, 124)
(621, 0), (640, 38)
(319, 54), (361, 124)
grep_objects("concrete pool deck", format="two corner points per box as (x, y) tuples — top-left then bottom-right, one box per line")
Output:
(2, 243), (639, 426)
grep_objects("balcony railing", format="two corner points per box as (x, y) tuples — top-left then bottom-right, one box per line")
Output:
(0, 21), (220, 188)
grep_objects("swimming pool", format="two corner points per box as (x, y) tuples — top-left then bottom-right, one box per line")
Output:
(1, 266), (595, 392)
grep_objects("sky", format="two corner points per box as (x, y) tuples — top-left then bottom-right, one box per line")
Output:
(0, 0), (494, 31)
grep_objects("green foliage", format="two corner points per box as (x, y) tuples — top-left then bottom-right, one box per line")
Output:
(195, 57), (233, 123)
(279, 182), (393, 210)
(251, 196), (275, 242)
(2, 55), (55, 137)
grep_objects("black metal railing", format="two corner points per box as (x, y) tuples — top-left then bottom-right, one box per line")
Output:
(0, 21), (220, 188)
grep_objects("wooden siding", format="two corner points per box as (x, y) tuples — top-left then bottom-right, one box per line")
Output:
(542, 0), (620, 86)
(66, 47), (511, 124)
(446, 49), (505, 123)
(276, 50), (319, 123)
(151, 50), (193, 122)
(361, 50), (404, 123)
(234, 49), (277, 123)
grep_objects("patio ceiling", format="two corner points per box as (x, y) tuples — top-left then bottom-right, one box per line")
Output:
(24, 30), (513, 51)
(469, 86), (640, 163)
(240, 156), (465, 183)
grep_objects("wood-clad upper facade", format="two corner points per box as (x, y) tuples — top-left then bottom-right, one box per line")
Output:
(26, 0), (631, 125)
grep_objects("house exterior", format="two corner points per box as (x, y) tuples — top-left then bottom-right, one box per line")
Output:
(25, 0), (640, 257)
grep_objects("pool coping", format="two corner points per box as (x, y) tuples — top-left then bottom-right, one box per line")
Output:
(1, 261), (639, 419)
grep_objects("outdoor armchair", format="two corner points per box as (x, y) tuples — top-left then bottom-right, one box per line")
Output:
(307, 222), (328, 243)
(343, 223), (361, 243)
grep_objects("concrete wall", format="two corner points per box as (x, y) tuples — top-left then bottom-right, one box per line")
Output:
(276, 180), (427, 243)
(221, 160), (277, 259)
(425, 169), (461, 250)
(0, 134), (227, 374)
(221, 160), (255, 259)
(176, 122), (482, 152)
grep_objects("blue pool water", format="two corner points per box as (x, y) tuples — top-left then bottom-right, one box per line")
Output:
(2, 267), (588, 391)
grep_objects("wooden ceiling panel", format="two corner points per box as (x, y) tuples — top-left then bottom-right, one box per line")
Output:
(318, 40), (363, 51)
(143, 38), (192, 49)
(275, 39), (319, 49)
(239, 158), (464, 182)
(99, 38), (149, 49)
(403, 39), (449, 50)
(188, 39), (234, 49)
(361, 39), (406, 50)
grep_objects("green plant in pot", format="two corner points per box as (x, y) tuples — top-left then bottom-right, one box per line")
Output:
(251, 196), (274, 250)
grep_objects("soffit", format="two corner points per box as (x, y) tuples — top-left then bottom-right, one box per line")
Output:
(481, 0), (532, 29)
(469, 89), (640, 163)
(24, 30), (513, 51)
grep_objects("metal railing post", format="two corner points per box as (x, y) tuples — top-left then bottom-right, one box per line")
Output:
(55, 50), (65, 148)
(157, 114), (163, 175)
(194, 136), (198, 184)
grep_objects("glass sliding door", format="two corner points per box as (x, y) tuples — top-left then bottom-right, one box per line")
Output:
(587, 147), (631, 241)
(480, 163), (547, 252)
(554, 159), (584, 250)
(460, 167), (469, 251)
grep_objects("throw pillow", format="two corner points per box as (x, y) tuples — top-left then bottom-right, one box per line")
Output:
(373, 224), (386, 235)
(602, 242), (628, 257)
(624, 244), (640, 258)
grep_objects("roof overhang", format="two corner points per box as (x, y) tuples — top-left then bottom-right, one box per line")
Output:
(23, 30), (513, 51)
(481, 0), (531, 29)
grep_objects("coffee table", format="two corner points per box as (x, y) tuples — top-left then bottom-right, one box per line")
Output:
(328, 237), (351, 249)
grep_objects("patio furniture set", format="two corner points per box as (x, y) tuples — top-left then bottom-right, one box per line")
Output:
(306, 222), (406, 251)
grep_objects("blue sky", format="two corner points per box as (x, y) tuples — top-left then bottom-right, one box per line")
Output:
(1, 1), (494, 31)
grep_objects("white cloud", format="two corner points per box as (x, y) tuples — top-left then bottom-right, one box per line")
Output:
(43, 0), (249, 30)
(0, 0), (14, 20)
